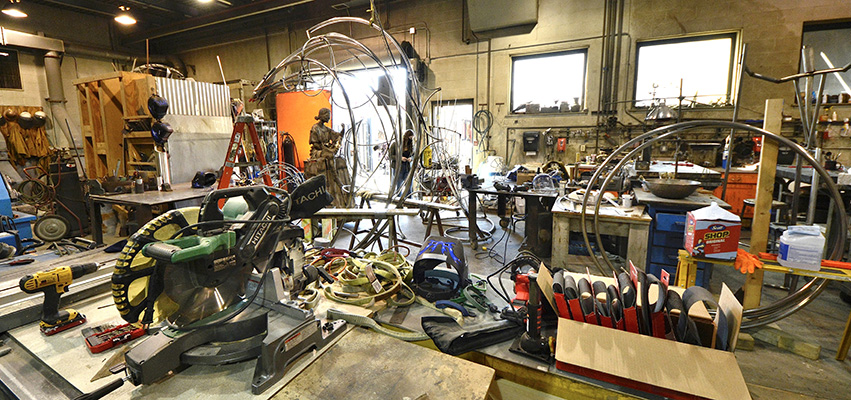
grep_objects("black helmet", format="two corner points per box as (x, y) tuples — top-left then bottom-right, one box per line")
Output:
(3, 109), (18, 122)
(33, 111), (47, 128)
(191, 171), (217, 188)
(18, 112), (34, 129)
(148, 94), (169, 120)
(151, 120), (173, 144)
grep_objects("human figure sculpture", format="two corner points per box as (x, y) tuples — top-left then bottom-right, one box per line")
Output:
(309, 108), (341, 159)
(306, 108), (347, 207)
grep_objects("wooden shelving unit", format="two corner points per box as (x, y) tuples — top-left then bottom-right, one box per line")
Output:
(73, 72), (157, 179)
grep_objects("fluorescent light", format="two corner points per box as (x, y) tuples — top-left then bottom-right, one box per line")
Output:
(114, 6), (136, 25)
(115, 13), (136, 25)
(2, 1), (27, 18)
(820, 51), (851, 95)
(197, 0), (214, 3)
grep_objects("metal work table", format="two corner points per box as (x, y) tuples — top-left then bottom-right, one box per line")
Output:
(1, 291), (346, 400)
(629, 161), (723, 189)
(466, 187), (558, 257)
(275, 328), (494, 399)
(775, 165), (841, 184)
(0, 249), (118, 333)
(88, 182), (212, 244)
(632, 188), (731, 210)
(551, 198), (651, 270)
(0, 247), (670, 400)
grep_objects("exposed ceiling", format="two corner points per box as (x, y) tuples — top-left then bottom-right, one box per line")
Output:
(25, 0), (381, 53)
(29, 0), (252, 22)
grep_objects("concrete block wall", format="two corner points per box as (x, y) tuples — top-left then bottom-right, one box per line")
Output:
(0, 3), (117, 152)
(176, 0), (851, 169)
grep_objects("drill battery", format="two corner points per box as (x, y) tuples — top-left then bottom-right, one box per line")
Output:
(84, 323), (146, 353)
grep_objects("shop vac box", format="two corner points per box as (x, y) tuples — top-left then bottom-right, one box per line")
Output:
(684, 202), (740, 260)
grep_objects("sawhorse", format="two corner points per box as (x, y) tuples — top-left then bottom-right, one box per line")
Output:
(677, 249), (851, 360)
(356, 192), (463, 240)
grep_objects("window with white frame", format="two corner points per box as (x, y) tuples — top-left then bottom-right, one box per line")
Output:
(633, 33), (737, 108)
(511, 50), (587, 114)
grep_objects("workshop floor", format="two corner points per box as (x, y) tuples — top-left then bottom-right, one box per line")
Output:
(378, 214), (851, 400)
(94, 212), (851, 400)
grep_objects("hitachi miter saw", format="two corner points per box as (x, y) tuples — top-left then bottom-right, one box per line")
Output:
(109, 175), (345, 395)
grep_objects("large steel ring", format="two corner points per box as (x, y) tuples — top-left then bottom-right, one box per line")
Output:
(579, 120), (847, 328)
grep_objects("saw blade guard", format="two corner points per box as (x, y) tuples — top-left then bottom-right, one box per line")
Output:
(112, 207), (199, 324)
(156, 186), (286, 328)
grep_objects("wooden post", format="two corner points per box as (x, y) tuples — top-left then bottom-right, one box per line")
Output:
(743, 99), (783, 309)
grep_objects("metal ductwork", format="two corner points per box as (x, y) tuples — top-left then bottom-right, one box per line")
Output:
(0, 26), (64, 52)
(0, 27), (189, 160)
(63, 43), (188, 77)
(43, 50), (78, 151)
(0, 26), (78, 153)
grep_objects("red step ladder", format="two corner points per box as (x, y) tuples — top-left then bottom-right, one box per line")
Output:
(218, 115), (273, 189)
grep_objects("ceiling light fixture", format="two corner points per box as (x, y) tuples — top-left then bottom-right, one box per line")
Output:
(2, 0), (28, 18)
(197, 0), (214, 3)
(114, 5), (136, 25)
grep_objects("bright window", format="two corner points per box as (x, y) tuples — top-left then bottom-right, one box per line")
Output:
(511, 50), (587, 113)
(431, 100), (474, 172)
(634, 33), (736, 107)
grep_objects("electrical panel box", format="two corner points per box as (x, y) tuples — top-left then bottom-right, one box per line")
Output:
(523, 131), (540, 155)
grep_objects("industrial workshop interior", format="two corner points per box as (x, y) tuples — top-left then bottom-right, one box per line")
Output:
(3, 0), (851, 399)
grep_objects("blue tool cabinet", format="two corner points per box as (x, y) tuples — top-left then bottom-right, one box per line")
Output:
(645, 206), (712, 287)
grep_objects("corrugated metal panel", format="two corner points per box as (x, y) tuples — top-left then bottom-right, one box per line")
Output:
(154, 77), (229, 117)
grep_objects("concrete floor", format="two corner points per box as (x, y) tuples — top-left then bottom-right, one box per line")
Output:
(92, 207), (851, 399)
(370, 212), (851, 400)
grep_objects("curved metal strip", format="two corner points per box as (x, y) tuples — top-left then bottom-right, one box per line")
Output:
(580, 120), (847, 328)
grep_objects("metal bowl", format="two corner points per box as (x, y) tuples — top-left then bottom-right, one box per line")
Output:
(644, 179), (701, 199)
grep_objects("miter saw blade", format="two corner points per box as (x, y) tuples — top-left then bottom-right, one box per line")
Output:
(162, 259), (255, 328)
(112, 207), (199, 324)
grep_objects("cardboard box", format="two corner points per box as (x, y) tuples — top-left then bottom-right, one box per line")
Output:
(516, 172), (536, 185)
(539, 266), (748, 399)
(554, 315), (749, 400)
(684, 202), (741, 260)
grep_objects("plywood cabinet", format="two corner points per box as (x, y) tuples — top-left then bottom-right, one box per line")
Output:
(712, 171), (758, 218)
(73, 72), (156, 179)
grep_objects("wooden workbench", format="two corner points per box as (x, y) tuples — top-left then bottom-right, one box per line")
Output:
(551, 198), (651, 270)
(677, 250), (851, 361)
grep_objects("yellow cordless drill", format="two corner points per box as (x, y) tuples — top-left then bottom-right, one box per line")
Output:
(19, 263), (99, 335)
